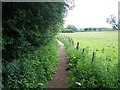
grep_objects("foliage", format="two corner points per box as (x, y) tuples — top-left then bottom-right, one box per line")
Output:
(58, 31), (118, 88)
(77, 28), (113, 32)
(2, 2), (70, 89)
(64, 0), (75, 16)
(84, 28), (89, 31)
(2, 2), (65, 64)
(62, 25), (77, 33)
(106, 14), (118, 29)
(2, 1), (77, 89)
(2, 39), (59, 88)
(61, 28), (74, 33)
(2, 1), (76, 89)
(66, 25), (77, 32)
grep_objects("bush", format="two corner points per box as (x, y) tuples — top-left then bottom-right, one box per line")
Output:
(2, 2), (64, 64)
(61, 28), (74, 33)
(2, 39), (59, 88)
(61, 25), (77, 33)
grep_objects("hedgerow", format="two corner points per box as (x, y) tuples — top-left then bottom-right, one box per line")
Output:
(2, 39), (59, 88)
(2, 2), (67, 88)
(2, 2), (64, 64)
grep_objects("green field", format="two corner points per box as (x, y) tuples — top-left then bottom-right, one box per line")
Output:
(58, 30), (118, 88)
(61, 31), (118, 64)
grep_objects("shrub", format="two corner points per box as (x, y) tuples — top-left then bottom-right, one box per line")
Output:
(2, 2), (64, 64)
(2, 39), (59, 88)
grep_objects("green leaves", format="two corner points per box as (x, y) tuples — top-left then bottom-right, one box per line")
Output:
(3, 2), (65, 63)
(3, 39), (59, 88)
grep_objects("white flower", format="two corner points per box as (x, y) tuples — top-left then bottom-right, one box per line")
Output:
(69, 63), (72, 66)
(74, 57), (76, 58)
(38, 83), (43, 86)
(76, 82), (81, 86)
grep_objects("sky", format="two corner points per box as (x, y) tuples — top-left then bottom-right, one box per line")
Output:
(64, 0), (120, 28)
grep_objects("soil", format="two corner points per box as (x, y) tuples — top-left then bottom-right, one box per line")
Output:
(47, 40), (68, 88)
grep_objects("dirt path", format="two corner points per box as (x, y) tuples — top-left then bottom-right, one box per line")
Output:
(47, 40), (68, 88)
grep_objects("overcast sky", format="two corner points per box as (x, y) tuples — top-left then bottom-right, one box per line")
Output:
(64, 0), (120, 28)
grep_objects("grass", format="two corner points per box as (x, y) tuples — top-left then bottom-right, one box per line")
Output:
(58, 30), (118, 88)
(61, 31), (118, 65)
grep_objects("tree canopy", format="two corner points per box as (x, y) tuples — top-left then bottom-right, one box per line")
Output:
(61, 24), (77, 33)
(2, 2), (74, 64)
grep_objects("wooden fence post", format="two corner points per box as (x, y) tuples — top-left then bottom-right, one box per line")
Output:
(76, 42), (79, 50)
(72, 40), (74, 46)
(91, 52), (95, 63)
(102, 48), (104, 53)
(70, 38), (72, 45)
(81, 48), (85, 54)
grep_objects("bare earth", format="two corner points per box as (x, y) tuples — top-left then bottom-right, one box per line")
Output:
(47, 40), (68, 88)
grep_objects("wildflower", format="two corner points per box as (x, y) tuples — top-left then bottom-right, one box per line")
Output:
(76, 82), (81, 86)
(74, 57), (76, 59)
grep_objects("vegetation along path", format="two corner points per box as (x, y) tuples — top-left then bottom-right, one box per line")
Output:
(47, 40), (68, 88)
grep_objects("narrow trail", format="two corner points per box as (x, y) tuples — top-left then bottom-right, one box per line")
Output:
(47, 40), (68, 88)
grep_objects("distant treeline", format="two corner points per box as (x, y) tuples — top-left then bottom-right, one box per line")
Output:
(77, 27), (113, 32)
(61, 25), (117, 33)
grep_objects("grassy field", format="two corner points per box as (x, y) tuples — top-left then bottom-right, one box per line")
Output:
(58, 30), (118, 88)
(61, 31), (118, 65)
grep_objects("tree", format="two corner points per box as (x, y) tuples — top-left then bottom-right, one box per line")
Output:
(64, 0), (75, 16)
(88, 27), (92, 31)
(84, 28), (89, 31)
(61, 24), (77, 33)
(2, 2), (69, 64)
(66, 25), (77, 32)
(93, 28), (96, 31)
(2, 2), (76, 88)
(106, 14), (118, 29)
